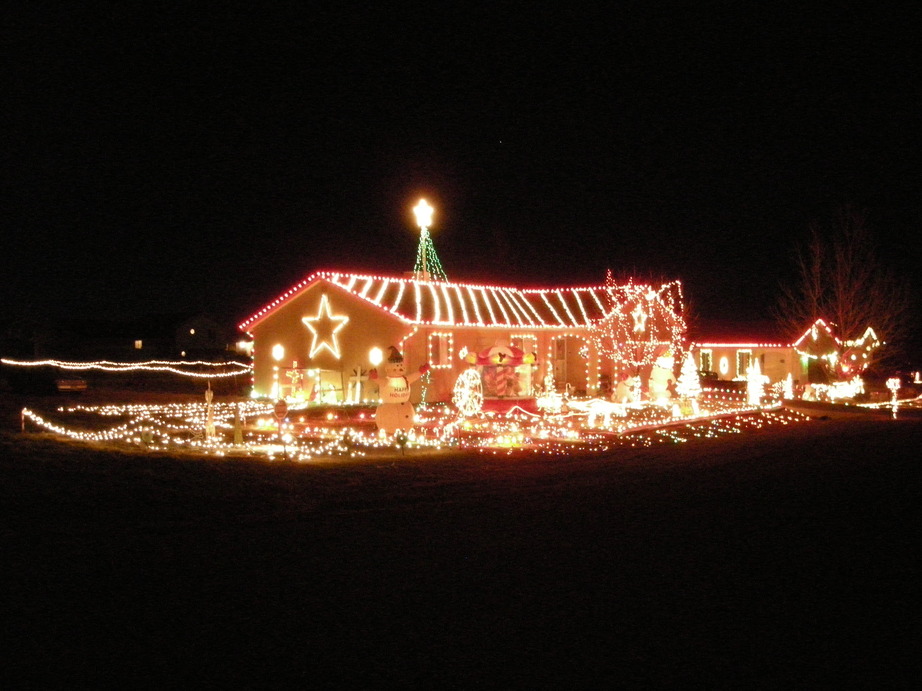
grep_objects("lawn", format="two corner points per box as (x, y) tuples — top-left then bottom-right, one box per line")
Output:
(1, 395), (920, 687)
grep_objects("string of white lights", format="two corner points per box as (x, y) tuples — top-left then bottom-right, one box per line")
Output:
(2, 358), (252, 378)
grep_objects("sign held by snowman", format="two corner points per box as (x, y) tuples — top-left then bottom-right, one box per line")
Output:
(369, 346), (430, 434)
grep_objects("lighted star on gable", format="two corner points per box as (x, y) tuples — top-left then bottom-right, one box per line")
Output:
(631, 305), (648, 333)
(302, 295), (349, 359)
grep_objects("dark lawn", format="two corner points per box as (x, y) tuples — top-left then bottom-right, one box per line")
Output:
(1, 406), (920, 688)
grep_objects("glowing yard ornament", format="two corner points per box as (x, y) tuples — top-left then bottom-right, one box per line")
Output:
(746, 359), (768, 406)
(204, 384), (215, 439)
(648, 349), (676, 404)
(412, 198), (448, 281)
(676, 352), (701, 399)
(348, 366), (369, 403)
(233, 403), (243, 445)
(369, 346), (431, 434)
(302, 294), (349, 359)
(782, 373), (794, 400)
(464, 342), (535, 398)
(612, 375), (642, 404)
(886, 377), (901, 418)
(452, 369), (484, 417)
(536, 370), (564, 413)
(825, 376), (865, 401)
(567, 398), (627, 428)
(286, 366), (305, 397)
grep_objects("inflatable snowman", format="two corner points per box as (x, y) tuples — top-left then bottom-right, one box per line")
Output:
(369, 346), (430, 434)
(648, 349), (676, 403)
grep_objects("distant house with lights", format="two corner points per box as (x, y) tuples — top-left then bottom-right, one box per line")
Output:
(239, 271), (686, 404)
(688, 317), (883, 388)
(58, 313), (232, 361)
(689, 320), (806, 385)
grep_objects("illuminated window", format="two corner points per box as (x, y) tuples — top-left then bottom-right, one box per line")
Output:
(134, 340), (143, 350)
(736, 349), (752, 378)
(428, 332), (452, 368)
(699, 349), (713, 373)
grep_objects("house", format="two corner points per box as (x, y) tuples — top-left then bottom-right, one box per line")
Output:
(689, 319), (806, 385)
(792, 318), (880, 381)
(1, 312), (243, 394)
(239, 271), (686, 404)
(41, 313), (234, 361)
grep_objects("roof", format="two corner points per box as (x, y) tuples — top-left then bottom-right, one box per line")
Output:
(240, 271), (685, 332)
(689, 319), (792, 347)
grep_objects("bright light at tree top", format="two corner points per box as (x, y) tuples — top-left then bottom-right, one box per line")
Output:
(413, 199), (434, 229)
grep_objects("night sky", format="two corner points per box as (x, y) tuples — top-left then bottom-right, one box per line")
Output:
(4, 4), (920, 333)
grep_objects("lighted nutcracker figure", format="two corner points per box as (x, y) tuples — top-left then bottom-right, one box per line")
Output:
(369, 346), (431, 434)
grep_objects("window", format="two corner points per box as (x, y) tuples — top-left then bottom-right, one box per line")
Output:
(736, 349), (752, 378)
(511, 334), (537, 357)
(134, 340), (143, 350)
(699, 349), (713, 373)
(428, 332), (452, 368)
(555, 338), (566, 360)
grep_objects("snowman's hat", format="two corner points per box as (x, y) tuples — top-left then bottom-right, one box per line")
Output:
(387, 346), (404, 363)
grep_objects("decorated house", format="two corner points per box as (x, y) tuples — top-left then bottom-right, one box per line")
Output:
(689, 317), (882, 391)
(239, 271), (687, 404)
(689, 319), (805, 388)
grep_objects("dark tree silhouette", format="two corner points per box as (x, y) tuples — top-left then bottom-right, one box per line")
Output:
(776, 207), (914, 375)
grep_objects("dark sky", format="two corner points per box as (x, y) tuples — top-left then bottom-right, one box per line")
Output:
(3, 3), (919, 329)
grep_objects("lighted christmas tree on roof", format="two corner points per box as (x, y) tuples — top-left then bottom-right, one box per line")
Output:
(412, 199), (448, 281)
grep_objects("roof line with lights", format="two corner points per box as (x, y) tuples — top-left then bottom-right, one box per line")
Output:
(238, 271), (685, 333)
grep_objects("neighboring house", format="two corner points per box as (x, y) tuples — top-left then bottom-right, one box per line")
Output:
(42, 313), (234, 361)
(239, 271), (686, 403)
(792, 318), (880, 381)
(689, 320), (806, 384)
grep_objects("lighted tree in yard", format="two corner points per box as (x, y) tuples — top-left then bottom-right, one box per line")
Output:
(676, 352), (701, 399)
(591, 272), (687, 377)
(776, 206), (915, 378)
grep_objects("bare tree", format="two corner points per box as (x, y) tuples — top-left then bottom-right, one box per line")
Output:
(776, 206), (914, 373)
